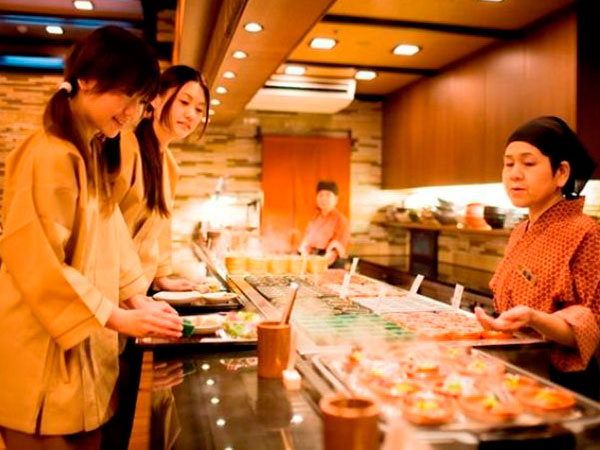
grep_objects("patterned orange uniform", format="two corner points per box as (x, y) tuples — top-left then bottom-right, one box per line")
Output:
(491, 198), (600, 372)
(302, 208), (350, 259)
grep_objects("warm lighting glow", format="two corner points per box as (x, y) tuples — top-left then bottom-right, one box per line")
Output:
(392, 44), (421, 56)
(210, 397), (220, 405)
(285, 65), (306, 76)
(211, 99), (221, 106)
(355, 70), (377, 80)
(209, 109), (215, 116)
(310, 37), (337, 50)
(232, 50), (247, 59)
(216, 418), (226, 427)
(478, 0), (504, 2)
(46, 25), (64, 35)
(223, 71), (236, 79)
(291, 413), (304, 424)
(202, 363), (210, 370)
(244, 22), (263, 33)
(216, 86), (227, 94)
(206, 378), (215, 386)
(73, 0), (94, 10)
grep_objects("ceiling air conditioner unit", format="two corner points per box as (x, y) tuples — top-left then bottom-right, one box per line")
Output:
(246, 75), (356, 114)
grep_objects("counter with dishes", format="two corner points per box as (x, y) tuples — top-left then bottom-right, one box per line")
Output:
(127, 248), (600, 450)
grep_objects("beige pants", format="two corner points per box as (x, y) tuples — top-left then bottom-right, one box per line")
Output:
(0, 427), (100, 450)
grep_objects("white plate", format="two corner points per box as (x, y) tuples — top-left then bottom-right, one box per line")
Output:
(184, 314), (224, 334)
(153, 291), (204, 305)
(200, 292), (239, 303)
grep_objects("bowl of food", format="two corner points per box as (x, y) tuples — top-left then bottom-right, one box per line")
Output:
(401, 392), (455, 425)
(515, 387), (575, 414)
(183, 314), (224, 335)
(459, 392), (522, 423)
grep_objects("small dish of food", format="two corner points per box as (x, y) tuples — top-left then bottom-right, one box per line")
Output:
(502, 373), (538, 393)
(183, 314), (224, 335)
(461, 357), (505, 378)
(459, 392), (522, 423)
(401, 392), (455, 425)
(516, 387), (576, 414)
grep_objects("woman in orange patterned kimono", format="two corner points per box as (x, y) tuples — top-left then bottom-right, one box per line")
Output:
(475, 116), (600, 399)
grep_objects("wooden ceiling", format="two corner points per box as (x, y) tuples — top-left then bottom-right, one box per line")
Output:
(0, 0), (580, 124)
(197, 0), (579, 124)
(328, 0), (578, 30)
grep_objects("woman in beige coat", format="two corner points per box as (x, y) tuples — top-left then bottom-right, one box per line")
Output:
(0, 26), (183, 450)
(114, 65), (210, 293)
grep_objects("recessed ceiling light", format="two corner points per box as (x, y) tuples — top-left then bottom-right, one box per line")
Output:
(355, 70), (377, 81)
(73, 0), (94, 10)
(46, 25), (64, 35)
(209, 109), (215, 116)
(216, 86), (227, 94)
(285, 65), (306, 76)
(223, 71), (236, 79)
(392, 44), (421, 56)
(244, 22), (263, 33)
(310, 37), (337, 50)
(232, 50), (247, 59)
(210, 98), (221, 106)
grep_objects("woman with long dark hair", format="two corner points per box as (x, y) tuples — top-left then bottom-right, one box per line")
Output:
(0, 26), (182, 449)
(114, 65), (210, 293)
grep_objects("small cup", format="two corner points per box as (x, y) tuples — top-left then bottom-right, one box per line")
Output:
(257, 321), (290, 378)
(320, 393), (380, 450)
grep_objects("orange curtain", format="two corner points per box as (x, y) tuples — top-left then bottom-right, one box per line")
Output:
(261, 135), (350, 253)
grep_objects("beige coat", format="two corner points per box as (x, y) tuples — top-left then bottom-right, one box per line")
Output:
(0, 130), (148, 435)
(113, 130), (179, 291)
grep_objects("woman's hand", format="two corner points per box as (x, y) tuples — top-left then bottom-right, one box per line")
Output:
(127, 294), (178, 316)
(475, 305), (576, 347)
(106, 305), (183, 339)
(154, 276), (198, 292)
(475, 305), (534, 331)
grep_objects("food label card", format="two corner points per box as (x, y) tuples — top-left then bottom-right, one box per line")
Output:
(451, 284), (464, 309)
(409, 274), (424, 294)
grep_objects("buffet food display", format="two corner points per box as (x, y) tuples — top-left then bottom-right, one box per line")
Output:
(163, 245), (600, 448)
(233, 271), (539, 348)
(312, 344), (600, 435)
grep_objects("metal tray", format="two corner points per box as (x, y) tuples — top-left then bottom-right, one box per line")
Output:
(136, 329), (256, 349)
(171, 296), (244, 315)
(311, 348), (600, 444)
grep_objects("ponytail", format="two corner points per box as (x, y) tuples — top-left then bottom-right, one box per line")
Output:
(43, 81), (93, 186)
(135, 118), (169, 217)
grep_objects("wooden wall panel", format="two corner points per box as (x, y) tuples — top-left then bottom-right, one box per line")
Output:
(383, 13), (577, 189)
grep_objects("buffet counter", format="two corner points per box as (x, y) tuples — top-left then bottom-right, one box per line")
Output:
(126, 246), (600, 450)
